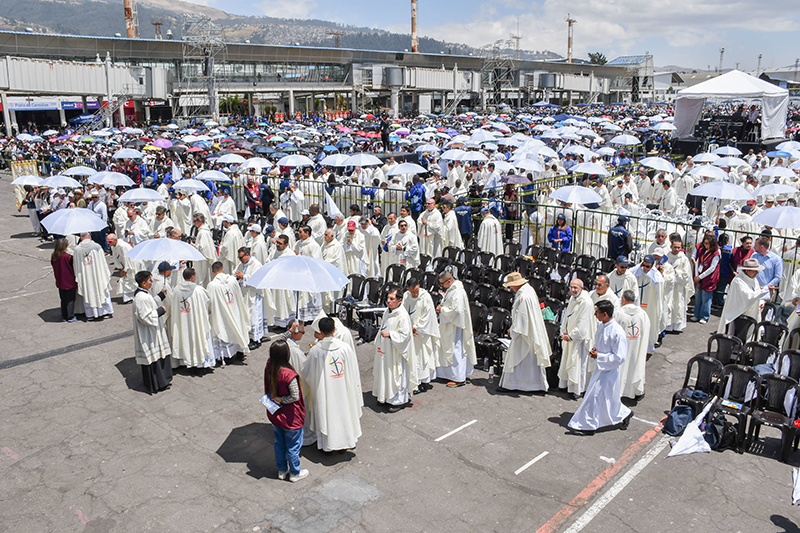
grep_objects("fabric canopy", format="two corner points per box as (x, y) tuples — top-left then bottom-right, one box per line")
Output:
(673, 70), (788, 140)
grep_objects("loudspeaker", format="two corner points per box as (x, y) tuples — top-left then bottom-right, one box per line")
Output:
(673, 139), (702, 156)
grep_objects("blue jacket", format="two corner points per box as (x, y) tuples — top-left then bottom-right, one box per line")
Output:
(454, 205), (473, 235)
(407, 183), (426, 213)
(548, 225), (572, 252)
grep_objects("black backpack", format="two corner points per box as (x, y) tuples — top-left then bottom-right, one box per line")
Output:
(703, 412), (738, 451)
(664, 405), (693, 436)
(357, 317), (378, 344)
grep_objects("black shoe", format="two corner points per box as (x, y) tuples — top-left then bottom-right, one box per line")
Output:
(387, 402), (409, 413)
(567, 427), (595, 436)
(421, 383), (433, 391)
(570, 392), (582, 401)
(620, 412), (633, 430)
(634, 393), (645, 401)
(496, 386), (514, 393)
(654, 340), (662, 348)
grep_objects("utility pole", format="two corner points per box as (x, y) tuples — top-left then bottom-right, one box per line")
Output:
(510, 17), (521, 61)
(327, 30), (345, 48)
(565, 14), (576, 63)
(757, 54), (762, 75)
(718, 48), (724, 72)
(123, 0), (139, 38)
(794, 58), (798, 81)
(410, 0), (418, 53)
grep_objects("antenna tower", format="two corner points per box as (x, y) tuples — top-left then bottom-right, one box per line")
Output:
(565, 14), (576, 63)
(327, 30), (345, 48)
(510, 17), (521, 61)
(151, 18), (163, 40)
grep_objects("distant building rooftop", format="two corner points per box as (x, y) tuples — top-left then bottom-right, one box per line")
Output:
(607, 55), (651, 66)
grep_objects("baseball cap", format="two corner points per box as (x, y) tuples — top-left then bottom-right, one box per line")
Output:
(277, 217), (289, 225)
(347, 220), (356, 230)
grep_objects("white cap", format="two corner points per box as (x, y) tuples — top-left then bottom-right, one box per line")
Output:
(301, 208), (310, 216)
(250, 224), (262, 233)
(222, 214), (235, 223)
(722, 204), (735, 212)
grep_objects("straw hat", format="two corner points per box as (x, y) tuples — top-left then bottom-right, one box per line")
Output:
(503, 272), (528, 288)
(739, 258), (765, 271)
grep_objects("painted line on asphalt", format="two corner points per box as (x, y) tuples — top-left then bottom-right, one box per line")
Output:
(599, 456), (615, 464)
(0, 330), (133, 371)
(435, 419), (477, 442)
(514, 451), (549, 475)
(632, 415), (659, 426)
(0, 289), (49, 302)
(534, 418), (665, 533)
(563, 436), (670, 532)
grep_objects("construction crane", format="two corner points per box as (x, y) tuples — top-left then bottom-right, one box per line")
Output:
(509, 17), (521, 61)
(123, 0), (139, 38)
(411, 0), (418, 53)
(151, 18), (163, 40)
(327, 30), (345, 48)
(565, 13), (576, 63)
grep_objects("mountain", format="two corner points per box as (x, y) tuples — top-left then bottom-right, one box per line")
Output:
(0, 0), (561, 60)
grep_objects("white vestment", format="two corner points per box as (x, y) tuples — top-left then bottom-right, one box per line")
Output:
(301, 337), (363, 451)
(111, 240), (141, 302)
(235, 258), (264, 341)
(168, 280), (214, 368)
(443, 210), (463, 249)
(568, 319), (631, 431)
(419, 208), (446, 258)
(607, 269), (637, 298)
(73, 239), (113, 318)
(393, 231), (420, 269)
(321, 238), (347, 312)
(208, 272), (250, 361)
(436, 280), (477, 381)
(403, 288), (440, 384)
(477, 214), (504, 256)
(717, 272), (768, 334)
(558, 291), (597, 395)
(616, 303), (650, 399)
(373, 306), (417, 405)
(132, 289), (171, 365)
(630, 265), (663, 350)
(343, 230), (368, 276)
(666, 251), (694, 332)
(499, 284), (552, 391)
(219, 224), (245, 275)
(193, 225), (217, 287)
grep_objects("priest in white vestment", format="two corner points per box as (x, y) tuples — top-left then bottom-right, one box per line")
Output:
(122, 207), (151, 245)
(301, 317), (363, 451)
(607, 256), (637, 298)
(398, 206), (417, 235)
(263, 236), (297, 328)
(248, 225), (270, 265)
(343, 220), (367, 276)
(590, 274), (621, 314)
(435, 271), (477, 386)
(558, 279), (597, 397)
(403, 278), (439, 389)
(169, 268), (215, 369)
(189, 192), (212, 226)
(210, 189), (237, 228)
(630, 255), (663, 352)
(208, 261), (251, 363)
(568, 300), (632, 434)
(373, 288), (418, 411)
(419, 198), (446, 258)
(307, 204), (327, 244)
(498, 273), (552, 392)
(393, 220), (420, 269)
(108, 233), (140, 303)
(717, 259), (770, 336)
(150, 206), (173, 239)
(192, 214), (217, 287)
(321, 229), (347, 313)
(380, 213), (400, 275)
(294, 226), (323, 322)
(171, 191), (193, 235)
(359, 217), (381, 278)
(219, 216), (245, 275)
(616, 290), (650, 400)
(442, 202), (464, 250)
(234, 249), (264, 348)
(666, 239), (694, 332)
(477, 207), (504, 256)
(132, 271), (172, 393)
(73, 233), (114, 319)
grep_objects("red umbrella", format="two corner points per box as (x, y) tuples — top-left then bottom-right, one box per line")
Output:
(186, 146), (205, 153)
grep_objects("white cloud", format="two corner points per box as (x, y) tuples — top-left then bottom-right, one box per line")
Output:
(257, 0), (317, 19)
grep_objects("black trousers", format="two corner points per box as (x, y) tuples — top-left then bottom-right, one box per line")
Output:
(59, 287), (76, 320)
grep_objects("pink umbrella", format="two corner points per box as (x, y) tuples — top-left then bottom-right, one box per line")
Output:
(153, 138), (173, 148)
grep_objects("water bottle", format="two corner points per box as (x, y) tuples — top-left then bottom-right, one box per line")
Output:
(483, 357), (489, 371)
(488, 366), (494, 384)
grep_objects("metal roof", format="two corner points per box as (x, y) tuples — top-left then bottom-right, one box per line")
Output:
(607, 55), (651, 66)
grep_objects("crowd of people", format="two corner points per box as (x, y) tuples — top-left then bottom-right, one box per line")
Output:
(17, 100), (800, 479)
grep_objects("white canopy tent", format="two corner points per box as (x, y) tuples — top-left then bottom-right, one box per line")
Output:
(673, 70), (788, 140)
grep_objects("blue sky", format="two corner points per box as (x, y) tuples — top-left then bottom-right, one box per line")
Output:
(188, 0), (800, 70)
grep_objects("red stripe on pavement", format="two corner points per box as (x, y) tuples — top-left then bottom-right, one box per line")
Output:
(535, 419), (665, 533)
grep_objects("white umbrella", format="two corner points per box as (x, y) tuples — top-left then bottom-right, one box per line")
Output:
(692, 153), (720, 163)
(596, 147), (616, 156)
(11, 175), (43, 186)
(414, 143), (440, 153)
(196, 170), (233, 182)
(172, 179), (210, 192)
(96, 173), (135, 187)
(343, 153), (383, 167)
(239, 158), (273, 171)
(712, 146), (742, 156)
(458, 152), (489, 163)
(533, 146), (559, 159)
(440, 149), (466, 160)
(468, 129), (496, 143)
(118, 188), (165, 203)
(217, 153), (246, 164)
(126, 237), (206, 262)
(320, 154), (350, 167)
(42, 129), (59, 137)
(689, 165), (729, 181)
(712, 157), (749, 168)
(751, 206), (800, 229)
(246, 255), (349, 317)
(112, 148), (144, 159)
(569, 162), (610, 176)
(62, 166), (97, 177)
(609, 134), (640, 146)
(41, 208), (107, 234)
(387, 162), (428, 176)
(276, 154), (316, 167)
(777, 140), (800, 152)
(42, 175), (82, 189)
(122, 127), (144, 135)
(651, 122), (677, 131)
(514, 159), (544, 173)
(639, 157), (676, 173)
(690, 181), (753, 201)
(549, 185), (603, 205)
(758, 166), (796, 179)
(89, 171), (132, 185)
(752, 184), (798, 197)
(601, 123), (623, 132)
(492, 161), (516, 173)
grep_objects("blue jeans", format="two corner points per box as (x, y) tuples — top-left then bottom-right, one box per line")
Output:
(273, 425), (303, 475)
(694, 289), (713, 321)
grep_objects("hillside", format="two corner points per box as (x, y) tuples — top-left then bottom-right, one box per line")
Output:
(0, 0), (562, 60)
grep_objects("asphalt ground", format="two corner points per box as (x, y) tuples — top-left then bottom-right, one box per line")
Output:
(1, 173), (799, 532)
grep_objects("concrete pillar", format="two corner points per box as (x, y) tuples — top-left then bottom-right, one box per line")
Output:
(480, 89), (486, 111)
(351, 89), (357, 114)
(58, 106), (66, 127)
(118, 101), (126, 127)
(81, 96), (88, 114)
(0, 92), (11, 136)
(144, 105), (151, 123)
(288, 89), (295, 116)
(390, 87), (399, 118)
(9, 109), (18, 135)
(247, 93), (253, 117)
(568, 90), (573, 105)
(311, 92), (315, 115)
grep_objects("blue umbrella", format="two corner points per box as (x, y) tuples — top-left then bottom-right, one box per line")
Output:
(766, 150), (792, 157)
(322, 145), (338, 152)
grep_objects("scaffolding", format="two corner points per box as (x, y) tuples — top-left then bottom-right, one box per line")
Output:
(480, 39), (516, 107)
(175, 13), (228, 121)
(606, 55), (654, 103)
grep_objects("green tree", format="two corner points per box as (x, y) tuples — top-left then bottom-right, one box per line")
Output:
(588, 52), (607, 65)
